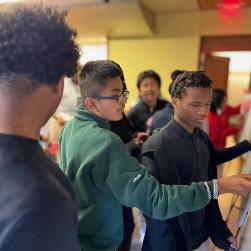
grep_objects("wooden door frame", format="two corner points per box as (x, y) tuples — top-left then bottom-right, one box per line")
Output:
(199, 35), (251, 70)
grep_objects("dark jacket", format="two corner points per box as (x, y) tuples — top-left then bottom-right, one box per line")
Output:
(110, 114), (139, 156)
(141, 123), (251, 251)
(127, 99), (167, 133)
(150, 102), (174, 133)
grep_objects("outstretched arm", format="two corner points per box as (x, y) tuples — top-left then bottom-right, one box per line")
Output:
(106, 140), (251, 220)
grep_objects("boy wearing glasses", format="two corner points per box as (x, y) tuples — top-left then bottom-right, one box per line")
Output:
(60, 60), (251, 251)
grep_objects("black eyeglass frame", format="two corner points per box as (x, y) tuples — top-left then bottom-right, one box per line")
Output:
(91, 90), (130, 104)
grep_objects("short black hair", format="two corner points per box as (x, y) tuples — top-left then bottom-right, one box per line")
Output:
(170, 71), (213, 98)
(109, 60), (127, 90)
(210, 89), (226, 113)
(0, 3), (80, 95)
(79, 60), (122, 100)
(136, 70), (161, 89)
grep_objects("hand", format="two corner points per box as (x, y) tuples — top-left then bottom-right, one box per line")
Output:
(134, 132), (148, 145)
(53, 115), (66, 126)
(145, 117), (153, 128)
(228, 235), (237, 248)
(218, 174), (251, 196)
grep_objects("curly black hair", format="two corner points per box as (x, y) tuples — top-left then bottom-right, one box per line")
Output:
(171, 70), (184, 81)
(168, 69), (184, 95)
(0, 3), (80, 94)
(170, 71), (213, 98)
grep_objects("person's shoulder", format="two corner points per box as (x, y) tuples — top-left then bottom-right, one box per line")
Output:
(0, 167), (77, 251)
(37, 167), (74, 201)
(91, 127), (126, 152)
(10, 149), (73, 198)
(0, 159), (75, 213)
(153, 104), (173, 120)
(156, 99), (168, 108)
(63, 115), (107, 139)
(197, 127), (210, 144)
(106, 129), (127, 149)
(60, 117), (76, 134)
(158, 99), (168, 105)
(141, 129), (163, 154)
(152, 109), (164, 120)
(93, 125), (115, 140)
(128, 100), (146, 114)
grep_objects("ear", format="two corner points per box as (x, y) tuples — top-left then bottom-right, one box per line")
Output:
(172, 97), (178, 108)
(52, 75), (65, 95)
(84, 97), (98, 112)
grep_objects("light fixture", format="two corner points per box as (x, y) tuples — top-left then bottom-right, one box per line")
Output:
(219, 0), (244, 18)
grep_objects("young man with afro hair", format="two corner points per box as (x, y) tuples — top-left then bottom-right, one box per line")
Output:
(0, 4), (81, 251)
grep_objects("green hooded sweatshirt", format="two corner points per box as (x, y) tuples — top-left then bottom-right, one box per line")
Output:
(60, 107), (212, 251)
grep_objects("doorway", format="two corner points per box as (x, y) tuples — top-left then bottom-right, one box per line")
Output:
(199, 35), (251, 105)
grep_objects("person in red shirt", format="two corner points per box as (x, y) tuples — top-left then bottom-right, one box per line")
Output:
(208, 89), (242, 149)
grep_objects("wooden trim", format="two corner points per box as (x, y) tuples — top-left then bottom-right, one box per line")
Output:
(199, 35), (251, 68)
(200, 35), (251, 53)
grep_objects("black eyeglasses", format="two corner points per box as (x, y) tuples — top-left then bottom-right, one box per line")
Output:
(92, 90), (130, 105)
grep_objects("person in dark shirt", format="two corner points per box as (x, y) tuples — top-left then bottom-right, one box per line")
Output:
(0, 4), (81, 251)
(149, 102), (173, 132)
(127, 70), (167, 133)
(141, 71), (251, 251)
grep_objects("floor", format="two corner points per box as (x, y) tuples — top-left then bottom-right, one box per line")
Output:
(130, 136), (247, 251)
